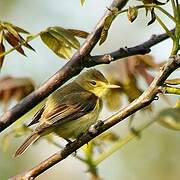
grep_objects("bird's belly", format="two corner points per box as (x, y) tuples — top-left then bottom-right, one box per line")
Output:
(55, 103), (100, 139)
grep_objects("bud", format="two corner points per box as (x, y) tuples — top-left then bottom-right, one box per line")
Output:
(127, 6), (138, 22)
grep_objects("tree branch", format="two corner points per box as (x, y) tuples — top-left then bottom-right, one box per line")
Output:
(10, 55), (180, 180)
(0, 0), (129, 133)
(86, 29), (175, 66)
(0, 28), (174, 134)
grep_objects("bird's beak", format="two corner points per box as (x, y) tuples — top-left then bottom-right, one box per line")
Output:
(106, 84), (121, 89)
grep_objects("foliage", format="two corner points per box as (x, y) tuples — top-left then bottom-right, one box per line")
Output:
(0, 0), (179, 179)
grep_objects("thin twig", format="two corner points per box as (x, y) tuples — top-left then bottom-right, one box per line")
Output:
(10, 55), (180, 180)
(86, 29), (175, 66)
(0, 27), (174, 133)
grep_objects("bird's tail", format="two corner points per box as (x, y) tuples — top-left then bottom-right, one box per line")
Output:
(14, 132), (40, 157)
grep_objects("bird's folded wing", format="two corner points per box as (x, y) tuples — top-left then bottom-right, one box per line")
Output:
(35, 91), (98, 133)
(27, 106), (45, 127)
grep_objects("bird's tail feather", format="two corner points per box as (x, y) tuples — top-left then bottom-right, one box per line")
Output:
(14, 132), (40, 157)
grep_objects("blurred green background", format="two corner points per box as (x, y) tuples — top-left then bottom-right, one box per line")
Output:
(0, 0), (179, 180)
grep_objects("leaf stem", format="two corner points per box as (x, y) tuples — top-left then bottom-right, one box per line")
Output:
(156, 15), (175, 40)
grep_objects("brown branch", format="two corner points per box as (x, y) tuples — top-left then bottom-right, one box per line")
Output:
(10, 55), (180, 180)
(86, 29), (175, 66)
(0, 28), (174, 134)
(0, 0), (129, 133)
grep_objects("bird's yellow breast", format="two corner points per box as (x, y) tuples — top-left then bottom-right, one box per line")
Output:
(55, 99), (102, 139)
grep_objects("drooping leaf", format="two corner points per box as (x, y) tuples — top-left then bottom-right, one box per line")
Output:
(40, 31), (72, 59)
(19, 34), (35, 51)
(48, 26), (80, 49)
(99, 7), (118, 45)
(0, 76), (35, 111)
(3, 23), (21, 40)
(4, 31), (26, 56)
(67, 29), (89, 39)
(2, 22), (29, 34)
(58, 45), (72, 59)
(41, 26), (82, 59)
(157, 107), (180, 130)
(11, 25), (30, 34)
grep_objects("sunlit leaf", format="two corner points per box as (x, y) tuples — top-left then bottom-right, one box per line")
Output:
(3, 23), (21, 40)
(4, 31), (26, 56)
(157, 107), (180, 130)
(2, 22), (29, 34)
(40, 31), (72, 59)
(19, 34), (35, 51)
(48, 26), (80, 49)
(12, 25), (30, 34)
(41, 26), (82, 59)
(67, 29), (89, 39)
(99, 7), (118, 45)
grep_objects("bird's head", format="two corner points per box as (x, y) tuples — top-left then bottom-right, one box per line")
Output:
(75, 69), (120, 97)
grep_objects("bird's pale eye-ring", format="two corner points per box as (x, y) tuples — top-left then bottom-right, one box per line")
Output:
(90, 80), (97, 86)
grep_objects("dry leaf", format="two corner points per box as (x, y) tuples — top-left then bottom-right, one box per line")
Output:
(0, 76), (35, 111)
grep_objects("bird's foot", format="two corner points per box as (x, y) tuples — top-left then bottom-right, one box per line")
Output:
(88, 120), (104, 135)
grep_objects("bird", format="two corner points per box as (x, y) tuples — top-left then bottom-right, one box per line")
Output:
(14, 69), (120, 157)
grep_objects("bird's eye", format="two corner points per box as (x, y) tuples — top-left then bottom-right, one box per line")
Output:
(90, 80), (96, 85)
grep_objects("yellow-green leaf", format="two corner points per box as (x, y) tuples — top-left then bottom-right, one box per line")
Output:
(48, 26), (80, 49)
(99, 8), (118, 45)
(67, 29), (89, 39)
(40, 31), (72, 59)
(58, 45), (72, 59)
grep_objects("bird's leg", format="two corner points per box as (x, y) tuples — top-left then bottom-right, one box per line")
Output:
(88, 120), (104, 135)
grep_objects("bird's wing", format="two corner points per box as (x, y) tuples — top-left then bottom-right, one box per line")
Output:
(27, 106), (45, 127)
(35, 91), (98, 133)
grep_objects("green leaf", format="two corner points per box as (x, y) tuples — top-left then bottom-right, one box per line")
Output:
(157, 107), (180, 130)
(99, 8), (118, 45)
(48, 26), (80, 49)
(58, 45), (72, 59)
(40, 31), (72, 59)
(67, 29), (89, 39)
(2, 22), (29, 34)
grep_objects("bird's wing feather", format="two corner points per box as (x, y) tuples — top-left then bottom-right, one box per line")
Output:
(35, 91), (98, 133)
(27, 106), (45, 127)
